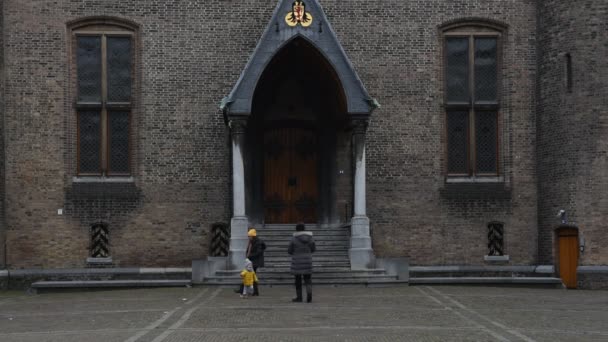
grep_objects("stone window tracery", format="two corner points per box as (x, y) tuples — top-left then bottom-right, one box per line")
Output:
(70, 18), (137, 176)
(442, 22), (503, 177)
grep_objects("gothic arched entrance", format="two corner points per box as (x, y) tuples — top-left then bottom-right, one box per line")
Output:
(247, 38), (347, 225)
(221, 0), (378, 269)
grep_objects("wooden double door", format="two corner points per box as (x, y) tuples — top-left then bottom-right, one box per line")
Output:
(264, 127), (318, 223)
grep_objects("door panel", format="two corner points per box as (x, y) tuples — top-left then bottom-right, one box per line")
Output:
(292, 130), (318, 222)
(263, 129), (290, 223)
(558, 232), (579, 289)
(264, 127), (317, 223)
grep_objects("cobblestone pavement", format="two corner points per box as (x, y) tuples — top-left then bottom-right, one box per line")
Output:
(1, 285), (608, 341)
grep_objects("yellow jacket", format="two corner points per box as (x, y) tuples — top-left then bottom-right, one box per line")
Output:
(240, 270), (258, 286)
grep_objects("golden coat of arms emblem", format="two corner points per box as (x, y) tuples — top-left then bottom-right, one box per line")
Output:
(285, 1), (313, 27)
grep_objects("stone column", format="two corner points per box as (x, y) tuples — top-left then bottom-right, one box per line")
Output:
(228, 118), (249, 269)
(350, 118), (375, 270)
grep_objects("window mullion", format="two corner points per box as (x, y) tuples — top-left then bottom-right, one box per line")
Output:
(495, 111), (500, 176)
(101, 34), (108, 175)
(469, 36), (476, 176)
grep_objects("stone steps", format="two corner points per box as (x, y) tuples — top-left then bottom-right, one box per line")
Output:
(259, 225), (352, 274)
(215, 271), (395, 281)
(215, 268), (388, 276)
(264, 251), (349, 257)
(264, 241), (350, 247)
(409, 265), (558, 279)
(264, 246), (349, 256)
(202, 278), (406, 287)
(264, 256), (350, 263)
(259, 232), (348, 236)
(260, 234), (349, 240)
(265, 261), (352, 268)
(200, 224), (402, 285)
(30, 279), (191, 293)
(260, 229), (349, 235)
(409, 277), (564, 287)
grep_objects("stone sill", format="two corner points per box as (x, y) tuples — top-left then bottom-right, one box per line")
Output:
(439, 181), (511, 200)
(446, 176), (504, 184)
(86, 257), (113, 265)
(73, 177), (135, 183)
(7, 268), (192, 277)
(578, 266), (608, 274)
(484, 255), (510, 263)
(69, 178), (139, 199)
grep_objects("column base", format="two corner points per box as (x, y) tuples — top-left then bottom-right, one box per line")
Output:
(349, 215), (375, 270)
(228, 216), (249, 269)
(192, 257), (227, 284)
(351, 216), (371, 237)
(349, 248), (376, 270)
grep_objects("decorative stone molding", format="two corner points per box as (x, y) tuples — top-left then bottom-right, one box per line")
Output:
(222, 0), (375, 116)
(350, 118), (369, 135)
(229, 118), (248, 135)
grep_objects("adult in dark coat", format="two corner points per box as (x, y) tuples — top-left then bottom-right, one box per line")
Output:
(247, 229), (266, 269)
(235, 228), (266, 296)
(288, 222), (316, 303)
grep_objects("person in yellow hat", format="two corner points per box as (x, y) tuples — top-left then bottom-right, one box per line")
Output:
(235, 227), (266, 295)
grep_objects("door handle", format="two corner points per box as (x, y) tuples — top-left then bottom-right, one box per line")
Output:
(288, 177), (297, 187)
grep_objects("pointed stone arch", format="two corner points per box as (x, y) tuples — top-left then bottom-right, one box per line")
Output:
(223, 0), (377, 119)
(252, 35), (348, 121)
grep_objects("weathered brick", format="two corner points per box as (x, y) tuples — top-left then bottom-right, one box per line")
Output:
(537, 0), (608, 265)
(0, 0), (604, 276)
(0, 0), (5, 267)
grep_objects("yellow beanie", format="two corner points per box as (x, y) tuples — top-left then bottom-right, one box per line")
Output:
(248, 229), (257, 237)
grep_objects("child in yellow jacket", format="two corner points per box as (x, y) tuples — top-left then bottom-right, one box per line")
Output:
(240, 259), (258, 298)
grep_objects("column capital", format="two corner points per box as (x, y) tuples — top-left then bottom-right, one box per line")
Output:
(229, 118), (248, 135)
(350, 117), (369, 135)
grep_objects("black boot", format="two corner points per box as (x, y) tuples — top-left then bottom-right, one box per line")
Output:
(306, 284), (312, 303)
(253, 282), (259, 296)
(291, 283), (302, 303)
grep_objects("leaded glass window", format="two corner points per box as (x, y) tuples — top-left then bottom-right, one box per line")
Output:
(108, 111), (130, 173)
(447, 111), (469, 174)
(474, 38), (498, 103)
(107, 37), (132, 103)
(77, 37), (102, 103)
(475, 111), (498, 173)
(78, 111), (102, 173)
(75, 31), (133, 176)
(445, 31), (500, 176)
(446, 38), (469, 103)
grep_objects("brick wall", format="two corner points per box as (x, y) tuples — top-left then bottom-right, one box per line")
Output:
(537, 0), (608, 265)
(321, 0), (539, 265)
(2, 0), (264, 268)
(0, 0), (5, 267)
(3, 0), (541, 268)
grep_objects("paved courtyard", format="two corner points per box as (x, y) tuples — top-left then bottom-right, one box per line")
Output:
(1, 285), (607, 342)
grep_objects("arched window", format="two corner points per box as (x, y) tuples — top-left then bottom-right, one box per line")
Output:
(69, 18), (138, 176)
(441, 20), (505, 177)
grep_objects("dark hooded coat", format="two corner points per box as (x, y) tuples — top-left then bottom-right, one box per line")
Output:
(287, 231), (316, 275)
(248, 237), (266, 269)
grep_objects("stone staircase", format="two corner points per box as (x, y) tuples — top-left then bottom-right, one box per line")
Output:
(202, 224), (405, 286)
(9, 268), (192, 292)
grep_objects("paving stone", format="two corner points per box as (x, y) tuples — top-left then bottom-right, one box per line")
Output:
(1, 286), (608, 341)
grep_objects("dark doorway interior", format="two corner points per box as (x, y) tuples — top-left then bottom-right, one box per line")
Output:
(246, 37), (348, 225)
